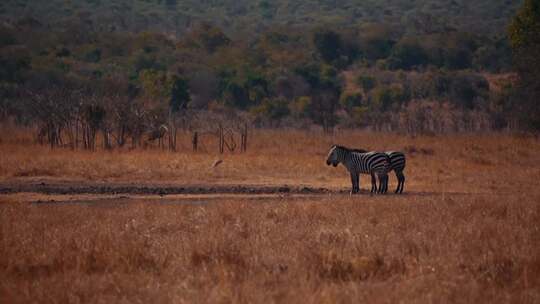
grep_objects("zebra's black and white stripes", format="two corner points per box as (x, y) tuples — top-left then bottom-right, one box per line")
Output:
(326, 145), (391, 194)
(387, 151), (406, 193)
(353, 149), (406, 194)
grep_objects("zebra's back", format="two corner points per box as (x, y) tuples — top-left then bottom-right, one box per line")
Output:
(350, 151), (391, 174)
(387, 151), (406, 172)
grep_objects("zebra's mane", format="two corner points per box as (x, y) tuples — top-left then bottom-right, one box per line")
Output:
(332, 145), (368, 154)
(332, 145), (350, 151)
(351, 148), (368, 153)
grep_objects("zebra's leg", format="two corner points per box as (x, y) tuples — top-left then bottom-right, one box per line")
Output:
(398, 172), (405, 194)
(370, 173), (377, 194)
(394, 171), (400, 193)
(350, 172), (359, 194)
(385, 174), (389, 193)
(377, 173), (387, 194)
(354, 172), (360, 193)
(383, 173), (389, 193)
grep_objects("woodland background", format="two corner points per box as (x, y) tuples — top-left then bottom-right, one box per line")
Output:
(1, 0), (539, 150)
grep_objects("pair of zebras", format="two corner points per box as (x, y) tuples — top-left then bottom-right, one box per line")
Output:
(326, 145), (406, 194)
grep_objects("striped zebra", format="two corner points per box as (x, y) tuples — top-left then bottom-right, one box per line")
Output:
(354, 149), (406, 194)
(326, 145), (391, 194)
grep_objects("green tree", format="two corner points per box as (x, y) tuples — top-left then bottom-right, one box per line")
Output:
(290, 96), (312, 118)
(356, 75), (376, 92)
(170, 76), (190, 113)
(0, 52), (29, 84)
(473, 37), (512, 72)
(217, 67), (269, 109)
(388, 40), (429, 70)
(509, 0), (540, 129)
(350, 106), (369, 127)
(139, 70), (190, 112)
(251, 97), (290, 126)
(295, 63), (342, 132)
(448, 72), (489, 109)
(139, 69), (169, 99)
(357, 23), (396, 61)
(0, 26), (16, 47)
(339, 92), (363, 111)
(313, 29), (343, 63)
(193, 24), (231, 53)
(165, 0), (177, 10)
(259, 0), (275, 19)
(371, 85), (409, 111)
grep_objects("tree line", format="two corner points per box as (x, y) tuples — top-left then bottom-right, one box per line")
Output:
(0, 0), (538, 150)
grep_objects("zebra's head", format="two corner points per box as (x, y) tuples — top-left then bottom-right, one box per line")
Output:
(326, 145), (341, 167)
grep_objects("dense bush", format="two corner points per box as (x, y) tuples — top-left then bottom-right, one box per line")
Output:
(0, 0), (533, 135)
(388, 39), (429, 70)
(509, 0), (540, 130)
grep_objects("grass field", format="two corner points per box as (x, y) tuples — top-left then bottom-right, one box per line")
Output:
(2, 128), (539, 193)
(1, 128), (540, 303)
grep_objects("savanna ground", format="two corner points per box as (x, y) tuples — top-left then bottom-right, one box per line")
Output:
(1, 127), (540, 303)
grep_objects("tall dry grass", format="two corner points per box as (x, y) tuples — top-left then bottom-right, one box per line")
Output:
(1, 194), (539, 303)
(2, 127), (540, 194)
(1, 126), (540, 302)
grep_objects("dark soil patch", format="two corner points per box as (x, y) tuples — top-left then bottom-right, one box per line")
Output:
(0, 181), (334, 196)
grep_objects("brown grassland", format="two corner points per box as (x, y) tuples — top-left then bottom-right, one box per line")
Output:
(1, 127), (540, 303)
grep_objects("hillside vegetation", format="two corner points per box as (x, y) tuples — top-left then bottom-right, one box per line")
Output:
(0, 0), (535, 150)
(0, 0), (522, 36)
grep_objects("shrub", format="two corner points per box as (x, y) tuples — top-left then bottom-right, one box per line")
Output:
(388, 39), (429, 70)
(356, 75), (376, 92)
(339, 92), (363, 111)
(370, 85), (409, 111)
(250, 97), (290, 126)
(350, 106), (369, 127)
(290, 96), (312, 118)
(313, 29), (343, 63)
(448, 72), (489, 109)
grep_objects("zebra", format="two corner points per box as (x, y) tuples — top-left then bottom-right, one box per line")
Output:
(353, 149), (406, 194)
(326, 145), (391, 194)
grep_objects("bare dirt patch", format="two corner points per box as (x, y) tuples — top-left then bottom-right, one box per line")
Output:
(0, 181), (332, 196)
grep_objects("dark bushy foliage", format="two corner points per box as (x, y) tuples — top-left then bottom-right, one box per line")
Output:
(0, 0), (533, 133)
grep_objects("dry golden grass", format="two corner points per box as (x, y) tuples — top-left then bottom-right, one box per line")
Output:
(1, 194), (539, 303)
(1, 127), (540, 303)
(2, 127), (540, 194)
